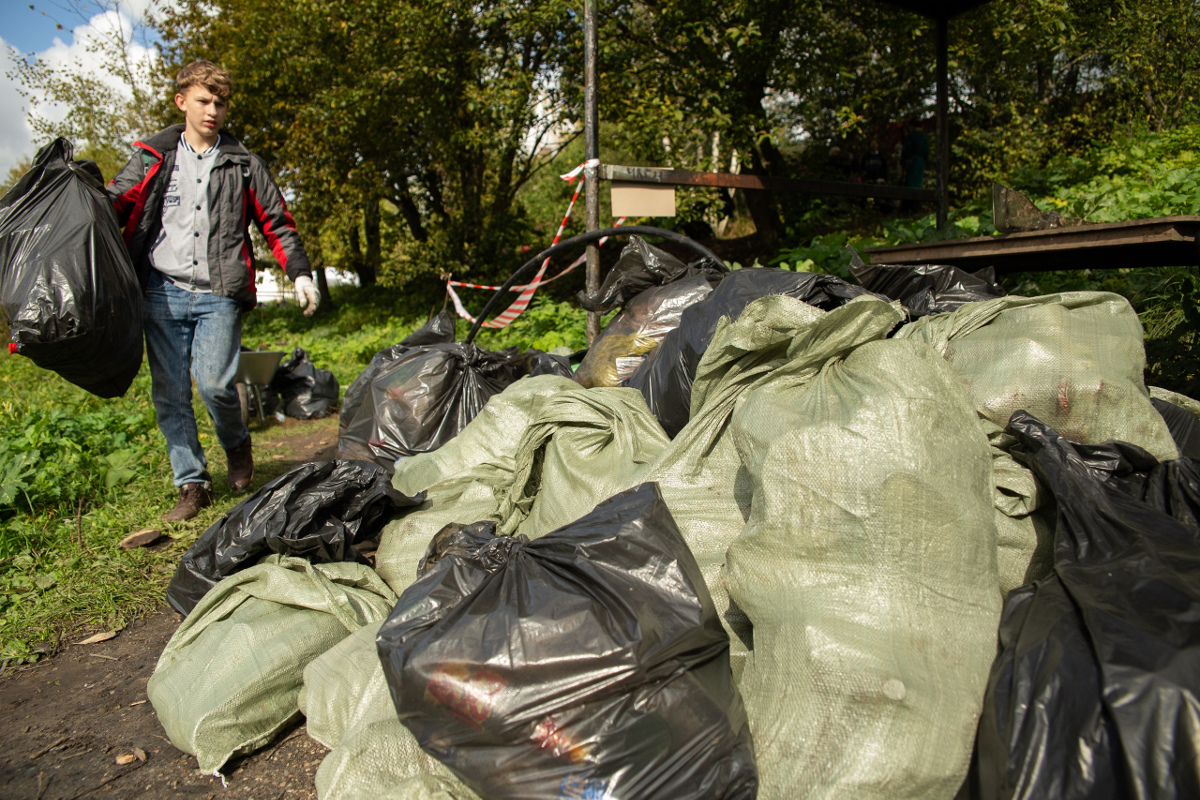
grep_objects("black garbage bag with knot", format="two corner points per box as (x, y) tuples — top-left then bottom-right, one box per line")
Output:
(377, 482), (758, 800)
(336, 332), (571, 470)
(0, 138), (142, 397)
(973, 411), (1200, 800)
(577, 235), (726, 314)
(165, 460), (425, 616)
(270, 346), (340, 419)
(339, 309), (459, 445)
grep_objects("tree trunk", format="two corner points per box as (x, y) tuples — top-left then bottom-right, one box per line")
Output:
(744, 148), (783, 250)
(314, 266), (334, 312)
(362, 196), (381, 286)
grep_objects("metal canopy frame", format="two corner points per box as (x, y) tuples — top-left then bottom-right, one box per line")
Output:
(865, 216), (1200, 274)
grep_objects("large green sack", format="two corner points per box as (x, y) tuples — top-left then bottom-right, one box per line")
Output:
(300, 622), (392, 750)
(317, 719), (480, 800)
(1151, 385), (1200, 420)
(494, 387), (670, 538)
(896, 292), (1177, 461)
(148, 555), (397, 774)
(391, 375), (577, 497)
(301, 622), (479, 800)
(376, 376), (575, 592)
(647, 293), (829, 679)
(983, 419), (1055, 597)
(725, 298), (1001, 799)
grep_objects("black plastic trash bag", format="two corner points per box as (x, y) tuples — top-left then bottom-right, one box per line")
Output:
(575, 274), (715, 388)
(578, 235), (726, 313)
(270, 346), (339, 419)
(0, 138), (143, 398)
(166, 460), (424, 616)
(848, 250), (1005, 318)
(336, 334), (572, 470)
(1152, 396), (1200, 460)
(629, 267), (876, 437)
(377, 483), (758, 800)
(339, 309), (459, 447)
(973, 411), (1200, 800)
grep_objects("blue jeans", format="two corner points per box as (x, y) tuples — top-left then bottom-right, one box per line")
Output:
(143, 271), (248, 487)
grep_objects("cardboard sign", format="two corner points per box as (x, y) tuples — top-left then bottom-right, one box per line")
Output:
(611, 182), (676, 217)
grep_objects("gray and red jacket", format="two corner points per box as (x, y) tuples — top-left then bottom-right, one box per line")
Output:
(106, 123), (311, 310)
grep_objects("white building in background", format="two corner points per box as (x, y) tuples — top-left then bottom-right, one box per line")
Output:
(255, 267), (360, 305)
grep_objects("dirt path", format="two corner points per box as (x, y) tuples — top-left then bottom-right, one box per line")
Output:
(0, 417), (345, 800)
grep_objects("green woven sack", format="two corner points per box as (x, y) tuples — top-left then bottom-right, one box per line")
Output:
(725, 299), (1001, 799)
(376, 377), (575, 592)
(300, 622), (392, 750)
(148, 555), (396, 774)
(495, 387), (670, 539)
(983, 419), (1055, 597)
(896, 292), (1177, 461)
(648, 293), (829, 679)
(303, 622), (479, 800)
(316, 719), (480, 800)
(1151, 385), (1200, 420)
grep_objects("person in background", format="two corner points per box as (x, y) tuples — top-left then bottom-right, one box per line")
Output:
(107, 60), (320, 522)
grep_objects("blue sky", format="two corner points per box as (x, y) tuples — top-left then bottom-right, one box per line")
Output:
(5, 2), (71, 54)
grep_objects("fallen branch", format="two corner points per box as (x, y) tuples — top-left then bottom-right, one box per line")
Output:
(28, 735), (69, 760)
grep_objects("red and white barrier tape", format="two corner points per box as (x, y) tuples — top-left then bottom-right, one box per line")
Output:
(448, 158), (622, 329)
(560, 157), (600, 184)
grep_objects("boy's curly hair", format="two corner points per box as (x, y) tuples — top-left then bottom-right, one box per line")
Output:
(176, 60), (232, 101)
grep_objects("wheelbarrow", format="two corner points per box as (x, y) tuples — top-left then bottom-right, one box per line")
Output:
(233, 349), (286, 423)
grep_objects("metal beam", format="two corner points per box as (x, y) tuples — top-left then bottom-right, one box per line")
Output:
(583, 0), (601, 345)
(602, 164), (937, 202)
(865, 216), (1200, 273)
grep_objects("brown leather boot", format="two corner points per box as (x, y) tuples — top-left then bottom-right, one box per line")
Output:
(163, 483), (213, 522)
(227, 434), (254, 492)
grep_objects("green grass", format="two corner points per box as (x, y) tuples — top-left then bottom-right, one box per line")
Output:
(0, 343), (355, 664)
(0, 283), (593, 664)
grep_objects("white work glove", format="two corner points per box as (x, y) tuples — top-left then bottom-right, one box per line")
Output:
(294, 275), (320, 317)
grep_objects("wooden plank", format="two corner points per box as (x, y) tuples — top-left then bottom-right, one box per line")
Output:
(600, 164), (937, 202)
(866, 216), (1200, 273)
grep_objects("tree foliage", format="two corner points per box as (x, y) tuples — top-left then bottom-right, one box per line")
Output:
(160, 0), (579, 291)
(6, 0), (167, 181)
(11, 0), (1199, 293)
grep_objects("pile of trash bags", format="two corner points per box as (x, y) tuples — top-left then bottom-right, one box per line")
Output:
(144, 262), (1200, 800)
(336, 309), (572, 470)
(0, 138), (143, 397)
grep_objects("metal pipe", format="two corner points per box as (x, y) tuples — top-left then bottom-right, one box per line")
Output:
(584, 0), (601, 344)
(936, 15), (949, 230)
(464, 226), (725, 344)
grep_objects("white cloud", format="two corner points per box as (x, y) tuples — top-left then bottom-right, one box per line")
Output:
(1, 2), (161, 181)
(1, 40), (42, 182)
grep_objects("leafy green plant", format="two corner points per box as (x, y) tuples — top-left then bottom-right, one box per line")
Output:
(472, 297), (598, 354)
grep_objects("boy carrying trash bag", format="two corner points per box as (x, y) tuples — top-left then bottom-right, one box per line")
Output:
(107, 60), (321, 521)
